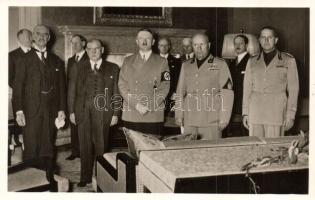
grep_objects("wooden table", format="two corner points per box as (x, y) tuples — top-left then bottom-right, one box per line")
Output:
(137, 136), (308, 193)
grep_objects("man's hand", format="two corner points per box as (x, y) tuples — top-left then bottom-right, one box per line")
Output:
(70, 113), (76, 125)
(284, 118), (294, 131)
(135, 103), (149, 115)
(16, 112), (26, 127)
(58, 111), (66, 120)
(243, 115), (249, 129)
(110, 116), (118, 127)
(175, 118), (183, 126)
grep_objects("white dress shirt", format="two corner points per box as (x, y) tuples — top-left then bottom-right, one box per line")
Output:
(90, 59), (102, 70)
(237, 51), (248, 64)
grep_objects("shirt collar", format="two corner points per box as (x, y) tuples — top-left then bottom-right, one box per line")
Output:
(160, 53), (169, 59)
(237, 51), (248, 63)
(20, 45), (31, 53)
(90, 59), (102, 70)
(33, 44), (47, 52)
(75, 50), (86, 61)
(139, 50), (152, 61)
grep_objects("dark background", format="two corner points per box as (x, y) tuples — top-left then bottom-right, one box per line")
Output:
(41, 7), (309, 98)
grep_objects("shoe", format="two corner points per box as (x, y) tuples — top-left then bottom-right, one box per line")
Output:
(65, 155), (76, 160)
(77, 181), (91, 187)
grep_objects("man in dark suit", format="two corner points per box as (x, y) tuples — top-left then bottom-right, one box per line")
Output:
(65, 34), (88, 161)
(228, 34), (250, 136)
(68, 39), (121, 187)
(9, 29), (32, 87)
(158, 37), (181, 117)
(9, 28), (32, 147)
(180, 37), (194, 62)
(13, 25), (67, 186)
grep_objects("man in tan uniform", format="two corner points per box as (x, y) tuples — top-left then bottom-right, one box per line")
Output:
(242, 26), (299, 137)
(119, 28), (170, 136)
(175, 33), (234, 140)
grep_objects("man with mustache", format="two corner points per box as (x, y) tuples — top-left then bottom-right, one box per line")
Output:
(119, 28), (170, 136)
(12, 25), (66, 187)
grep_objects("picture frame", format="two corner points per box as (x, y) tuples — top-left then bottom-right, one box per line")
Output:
(93, 7), (173, 27)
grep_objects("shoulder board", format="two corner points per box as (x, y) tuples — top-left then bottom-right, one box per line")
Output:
(282, 52), (294, 58)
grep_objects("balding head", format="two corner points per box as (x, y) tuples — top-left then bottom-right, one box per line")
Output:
(32, 24), (50, 49)
(192, 33), (211, 60)
(86, 39), (104, 62)
(17, 29), (32, 48)
(182, 37), (193, 55)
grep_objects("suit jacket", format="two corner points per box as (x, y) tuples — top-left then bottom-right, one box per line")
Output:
(175, 55), (234, 127)
(12, 48), (66, 118)
(118, 52), (170, 123)
(66, 51), (88, 84)
(243, 50), (299, 125)
(68, 59), (121, 125)
(228, 53), (249, 114)
(9, 47), (27, 87)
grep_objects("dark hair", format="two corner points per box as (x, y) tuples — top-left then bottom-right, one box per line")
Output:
(72, 34), (87, 48)
(234, 34), (249, 44)
(137, 28), (154, 36)
(16, 28), (32, 38)
(260, 26), (278, 37)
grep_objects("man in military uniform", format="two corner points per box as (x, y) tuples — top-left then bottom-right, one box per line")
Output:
(119, 28), (170, 136)
(157, 37), (181, 117)
(175, 33), (234, 140)
(65, 34), (88, 161)
(242, 26), (299, 137)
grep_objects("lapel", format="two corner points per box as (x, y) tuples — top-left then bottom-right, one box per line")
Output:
(30, 48), (44, 76)
(236, 53), (249, 70)
(264, 50), (282, 72)
(98, 60), (111, 78)
(131, 52), (155, 80)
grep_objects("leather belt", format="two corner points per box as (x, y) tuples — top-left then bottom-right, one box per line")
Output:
(41, 87), (53, 94)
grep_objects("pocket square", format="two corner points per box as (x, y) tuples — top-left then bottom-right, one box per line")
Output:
(241, 71), (245, 74)
(110, 75), (113, 79)
(55, 68), (60, 71)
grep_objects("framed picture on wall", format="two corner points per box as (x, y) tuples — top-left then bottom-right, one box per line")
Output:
(93, 7), (173, 27)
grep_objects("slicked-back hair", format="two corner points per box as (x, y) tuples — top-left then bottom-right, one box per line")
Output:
(260, 26), (278, 38)
(137, 28), (154, 37)
(72, 34), (87, 48)
(234, 34), (249, 44)
(16, 28), (32, 38)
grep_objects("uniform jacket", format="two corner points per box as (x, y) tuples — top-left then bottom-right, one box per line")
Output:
(242, 50), (299, 125)
(175, 54), (234, 127)
(118, 52), (170, 123)
(12, 48), (66, 118)
(9, 47), (27, 87)
(228, 53), (250, 114)
(68, 59), (121, 125)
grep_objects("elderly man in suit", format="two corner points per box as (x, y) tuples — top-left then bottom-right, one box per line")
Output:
(175, 33), (234, 140)
(227, 34), (250, 137)
(158, 37), (181, 118)
(65, 34), (88, 161)
(180, 37), (194, 62)
(243, 26), (299, 138)
(68, 39), (121, 187)
(13, 25), (67, 185)
(119, 28), (170, 136)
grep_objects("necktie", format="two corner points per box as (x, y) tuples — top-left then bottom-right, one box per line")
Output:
(40, 52), (46, 64)
(75, 55), (79, 62)
(142, 54), (146, 61)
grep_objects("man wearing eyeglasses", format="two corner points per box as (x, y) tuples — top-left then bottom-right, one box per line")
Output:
(175, 33), (234, 140)
(12, 25), (67, 187)
(242, 26), (299, 138)
(67, 39), (121, 187)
